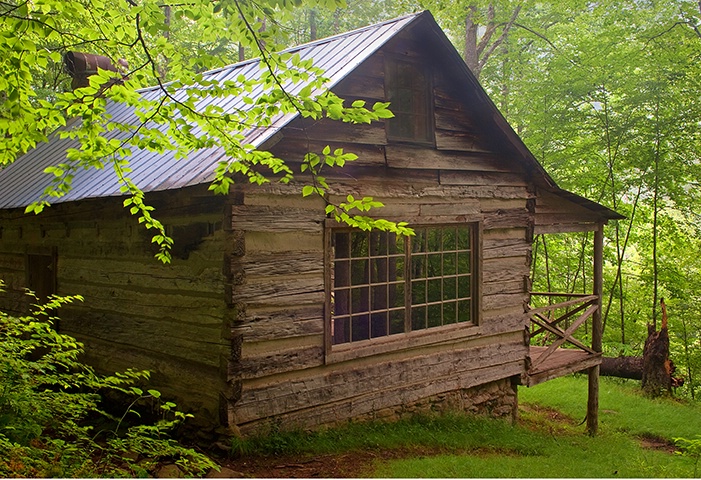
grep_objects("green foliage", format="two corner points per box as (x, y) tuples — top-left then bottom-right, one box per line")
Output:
(436, 0), (701, 396)
(0, 282), (216, 477)
(676, 436), (701, 477)
(0, 0), (408, 263)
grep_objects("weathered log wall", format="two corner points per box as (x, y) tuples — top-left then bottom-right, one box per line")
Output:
(227, 178), (531, 433)
(0, 187), (232, 426)
(225, 34), (534, 434)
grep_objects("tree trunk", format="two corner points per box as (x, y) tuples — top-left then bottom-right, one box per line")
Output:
(600, 356), (643, 380)
(641, 298), (675, 396)
(309, 8), (317, 41)
(463, 6), (479, 76)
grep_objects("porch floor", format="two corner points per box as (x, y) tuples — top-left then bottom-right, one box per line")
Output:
(522, 346), (602, 387)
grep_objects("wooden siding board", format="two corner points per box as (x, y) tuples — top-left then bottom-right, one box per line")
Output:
(271, 139), (386, 166)
(333, 73), (385, 100)
(440, 171), (529, 187)
(237, 360), (523, 433)
(234, 344), (324, 380)
(231, 275), (324, 306)
(58, 259), (224, 294)
(232, 251), (323, 278)
(236, 305), (325, 342)
(234, 338), (526, 424)
(230, 205), (323, 234)
(535, 223), (600, 234)
(281, 118), (387, 145)
(483, 237), (531, 259)
(385, 145), (511, 172)
(62, 310), (224, 367)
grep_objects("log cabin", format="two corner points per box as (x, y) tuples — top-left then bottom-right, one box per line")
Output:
(0, 11), (622, 437)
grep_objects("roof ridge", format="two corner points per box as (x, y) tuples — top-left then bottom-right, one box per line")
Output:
(281, 11), (424, 53)
(137, 11), (425, 94)
(195, 11), (425, 79)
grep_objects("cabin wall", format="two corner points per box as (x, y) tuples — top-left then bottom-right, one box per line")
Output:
(223, 35), (534, 435)
(228, 168), (531, 433)
(0, 187), (231, 427)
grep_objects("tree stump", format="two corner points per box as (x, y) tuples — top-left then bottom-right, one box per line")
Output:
(641, 298), (673, 397)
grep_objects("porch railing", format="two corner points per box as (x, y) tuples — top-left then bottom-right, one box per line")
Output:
(526, 292), (600, 372)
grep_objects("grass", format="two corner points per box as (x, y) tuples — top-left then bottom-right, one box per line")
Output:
(234, 376), (701, 477)
(520, 374), (701, 440)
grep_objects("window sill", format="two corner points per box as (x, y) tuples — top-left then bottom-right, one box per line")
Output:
(325, 322), (480, 365)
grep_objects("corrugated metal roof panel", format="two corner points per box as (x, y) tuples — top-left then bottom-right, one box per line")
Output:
(0, 12), (421, 209)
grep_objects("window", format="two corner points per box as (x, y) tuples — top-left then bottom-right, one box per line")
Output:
(329, 225), (476, 346)
(26, 252), (57, 303)
(385, 57), (434, 144)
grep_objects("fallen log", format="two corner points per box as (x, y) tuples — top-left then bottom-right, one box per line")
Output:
(600, 356), (643, 380)
(600, 355), (683, 385)
(600, 299), (683, 389)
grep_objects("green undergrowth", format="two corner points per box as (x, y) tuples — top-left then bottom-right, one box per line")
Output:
(235, 376), (701, 477)
(0, 284), (217, 478)
(232, 413), (546, 458)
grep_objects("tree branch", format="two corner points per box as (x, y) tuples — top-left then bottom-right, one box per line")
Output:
(477, 4), (522, 74)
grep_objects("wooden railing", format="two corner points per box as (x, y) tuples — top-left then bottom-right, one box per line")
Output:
(526, 292), (600, 372)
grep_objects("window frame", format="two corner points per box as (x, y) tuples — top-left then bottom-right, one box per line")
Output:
(324, 220), (482, 364)
(384, 55), (436, 146)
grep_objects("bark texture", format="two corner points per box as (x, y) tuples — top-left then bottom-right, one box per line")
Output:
(600, 356), (643, 380)
(641, 298), (676, 396)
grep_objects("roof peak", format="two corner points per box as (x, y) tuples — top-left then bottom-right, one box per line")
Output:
(197, 11), (428, 80)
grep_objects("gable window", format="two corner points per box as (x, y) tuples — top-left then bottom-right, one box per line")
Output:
(384, 57), (434, 144)
(329, 225), (476, 346)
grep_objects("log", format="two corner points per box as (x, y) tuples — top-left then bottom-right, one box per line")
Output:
(599, 300), (683, 389)
(600, 356), (643, 380)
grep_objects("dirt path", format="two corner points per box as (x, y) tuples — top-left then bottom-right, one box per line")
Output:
(217, 446), (441, 478)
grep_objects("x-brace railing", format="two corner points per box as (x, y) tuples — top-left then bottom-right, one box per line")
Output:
(526, 293), (599, 371)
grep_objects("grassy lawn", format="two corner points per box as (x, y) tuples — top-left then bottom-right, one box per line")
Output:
(233, 376), (701, 477)
(521, 375), (701, 441)
(373, 376), (701, 477)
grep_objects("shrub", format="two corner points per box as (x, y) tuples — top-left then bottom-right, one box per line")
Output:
(0, 282), (217, 477)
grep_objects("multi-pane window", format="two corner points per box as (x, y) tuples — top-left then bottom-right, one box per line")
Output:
(330, 225), (476, 345)
(385, 58), (433, 143)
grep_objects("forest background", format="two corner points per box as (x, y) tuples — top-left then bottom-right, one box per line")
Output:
(3, 0), (701, 399)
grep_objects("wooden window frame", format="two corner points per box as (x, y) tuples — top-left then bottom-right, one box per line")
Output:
(324, 221), (481, 364)
(384, 55), (435, 146)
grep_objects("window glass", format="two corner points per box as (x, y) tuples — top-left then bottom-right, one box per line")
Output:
(330, 225), (475, 345)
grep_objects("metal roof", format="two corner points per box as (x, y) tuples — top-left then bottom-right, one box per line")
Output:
(0, 12), (421, 209)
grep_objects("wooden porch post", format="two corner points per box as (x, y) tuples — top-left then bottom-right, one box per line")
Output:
(587, 223), (604, 436)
